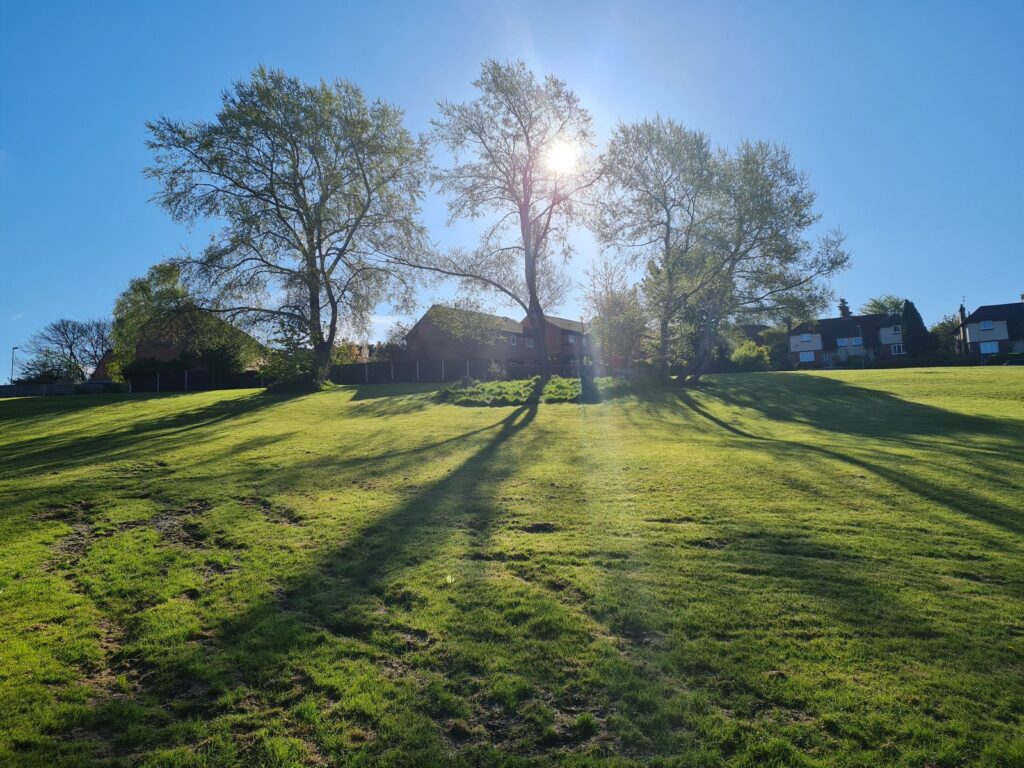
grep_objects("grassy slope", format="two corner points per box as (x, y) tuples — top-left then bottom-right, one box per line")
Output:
(0, 369), (1021, 767)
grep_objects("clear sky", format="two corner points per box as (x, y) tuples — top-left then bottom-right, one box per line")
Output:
(2, 0), (1022, 373)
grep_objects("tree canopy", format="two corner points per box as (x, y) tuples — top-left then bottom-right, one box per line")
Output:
(18, 318), (111, 383)
(146, 67), (429, 385)
(396, 60), (597, 373)
(860, 294), (905, 316)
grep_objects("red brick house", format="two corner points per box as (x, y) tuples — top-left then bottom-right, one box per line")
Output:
(788, 313), (905, 367)
(405, 305), (590, 365)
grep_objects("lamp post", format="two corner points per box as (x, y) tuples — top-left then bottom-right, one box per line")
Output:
(10, 346), (18, 384)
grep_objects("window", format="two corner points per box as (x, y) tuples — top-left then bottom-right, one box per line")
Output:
(980, 341), (999, 354)
(892, 325), (901, 333)
(838, 336), (863, 348)
(582, 336), (588, 346)
(837, 337), (848, 347)
(510, 335), (517, 346)
(851, 336), (863, 346)
(981, 320), (994, 331)
(525, 337), (534, 348)
(891, 343), (905, 355)
(799, 351), (815, 363)
(567, 333), (575, 345)
(800, 333), (811, 343)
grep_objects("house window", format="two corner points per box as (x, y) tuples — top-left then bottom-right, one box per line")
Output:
(800, 333), (811, 343)
(891, 343), (905, 355)
(525, 337), (534, 348)
(980, 320), (994, 331)
(510, 335), (517, 346)
(799, 351), (814, 363)
(893, 325), (901, 333)
(837, 338), (848, 347)
(851, 336), (863, 346)
(980, 341), (999, 354)
(567, 333), (575, 345)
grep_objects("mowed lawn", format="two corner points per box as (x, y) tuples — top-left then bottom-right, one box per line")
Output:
(1, 369), (1022, 767)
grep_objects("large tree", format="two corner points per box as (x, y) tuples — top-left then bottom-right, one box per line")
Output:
(900, 299), (933, 355)
(398, 60), (596, 374)
(679, 141), (848, 383)
(146, 67), (428, 386)
(595, 118), (716, 379)
(19, 318), (111, 383)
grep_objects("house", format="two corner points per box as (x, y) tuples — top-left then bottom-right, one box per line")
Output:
(405, 305), (590, 365)
(954, 301), (1024, 358)
(405, 305), (534, 363)
(520, 314), (590, 363)
(788, 313), (905, 367)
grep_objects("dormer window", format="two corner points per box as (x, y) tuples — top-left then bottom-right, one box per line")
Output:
(981, 320), (994, 330)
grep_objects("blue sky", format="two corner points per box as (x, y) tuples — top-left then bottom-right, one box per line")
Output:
(2, 0), (1022, 373)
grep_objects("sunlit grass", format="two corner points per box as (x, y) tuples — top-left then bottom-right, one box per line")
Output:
(0, 369), (1021, 766)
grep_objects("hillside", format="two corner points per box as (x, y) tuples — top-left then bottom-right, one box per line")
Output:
(1, 369), (1022, 767)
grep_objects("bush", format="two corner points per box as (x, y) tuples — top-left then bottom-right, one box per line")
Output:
(439, 375), (630, 406)
(730, 341), (771, 372)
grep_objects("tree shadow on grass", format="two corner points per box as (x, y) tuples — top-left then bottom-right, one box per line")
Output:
(0, 391), (310, 480)
(676, 376), (1024, 538)
(31, 403), (543, 765)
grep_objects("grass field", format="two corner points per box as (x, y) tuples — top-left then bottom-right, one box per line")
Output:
(1, 368), (1022, 767)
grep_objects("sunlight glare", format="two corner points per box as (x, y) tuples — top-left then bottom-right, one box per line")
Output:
(544, 139), (579, 176)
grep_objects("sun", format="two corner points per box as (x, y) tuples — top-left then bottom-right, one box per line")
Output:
(543, 139), (579, 175)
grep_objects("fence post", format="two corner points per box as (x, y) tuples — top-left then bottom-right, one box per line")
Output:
(157, 372), (160, 393)
(441, 359), (445, 381)
(390, 361), (394, 382)
(416, 360), (420, 382)
(466, 359), (470, 378)
(184, 369), (188, 392)
(365, 362), (369, 385)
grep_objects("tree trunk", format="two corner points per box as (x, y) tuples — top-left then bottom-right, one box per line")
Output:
(313, 341), (331, 388)
(659, 317), (671, 381)
(527, 296), (550, 380)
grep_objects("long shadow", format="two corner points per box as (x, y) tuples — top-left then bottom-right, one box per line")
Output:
(0, 391), (306, 480)
(674, 375), (1024, 538)
(38, 402), (540, 763)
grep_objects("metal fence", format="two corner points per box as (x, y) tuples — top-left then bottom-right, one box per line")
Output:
(0, 381), (130, 398)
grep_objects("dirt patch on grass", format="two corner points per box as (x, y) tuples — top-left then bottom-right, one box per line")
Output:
(239, 496), (303, 524)
(519, 522), (559, 534)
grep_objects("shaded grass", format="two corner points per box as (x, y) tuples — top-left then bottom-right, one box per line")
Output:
(0, 369), (1022, 766)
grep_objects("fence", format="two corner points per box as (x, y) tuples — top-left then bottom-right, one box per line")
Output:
(128, 370), (263, 393)
(329, 358), (578, 385)
(0, 381), (129, 398)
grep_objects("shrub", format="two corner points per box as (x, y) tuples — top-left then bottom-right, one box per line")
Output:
(730, 341), (771, 372)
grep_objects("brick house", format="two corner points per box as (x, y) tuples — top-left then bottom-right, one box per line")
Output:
(788, 313), (906, 367)
(954, 301), (1024, 358)
(405, 305), (590, 365)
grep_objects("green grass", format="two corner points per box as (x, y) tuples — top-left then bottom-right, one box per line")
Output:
(440, 375), (616, 405)
(0, 369), (1022, 767)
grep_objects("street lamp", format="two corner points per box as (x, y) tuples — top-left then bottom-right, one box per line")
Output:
(10, 346), (18, 384)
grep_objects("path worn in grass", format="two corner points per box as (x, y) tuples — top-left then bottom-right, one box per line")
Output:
(0, 369), (1021, 766)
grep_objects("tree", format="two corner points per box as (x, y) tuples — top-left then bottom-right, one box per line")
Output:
(860, 294), (905, 316)
(838, 298), (851, 318)
(596, 118), (716, 379)
(19, 318), (111, 383)
(678, 141), (849, 383)
(146, 67), (429, 386)
(398, 60), (596, 375)
(583, 256), (649, 372)
(111, 262), (189, 378)
(929, 314), (961, 354)
(900, 299), (933, 355)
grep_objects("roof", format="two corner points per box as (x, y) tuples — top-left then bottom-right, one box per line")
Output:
(412, 305), (523, 336)
(529, 315), (586, 333)
(963, 302), (1024, 337)
(790, 313), (900, 347)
